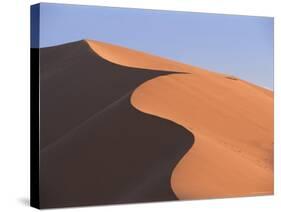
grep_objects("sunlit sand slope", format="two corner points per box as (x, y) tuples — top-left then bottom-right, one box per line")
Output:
(87, 39), (273, 199)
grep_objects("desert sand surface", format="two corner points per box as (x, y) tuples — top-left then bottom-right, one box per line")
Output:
(87, 40), (273, 199)
(38, 41), (193, 208)
(87, 39), (197, 73)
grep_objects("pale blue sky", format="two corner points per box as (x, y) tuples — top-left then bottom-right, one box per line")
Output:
(31, 3), (274, 89)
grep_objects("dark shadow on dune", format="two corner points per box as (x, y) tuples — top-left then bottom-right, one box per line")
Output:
(34, 40), (194, 208)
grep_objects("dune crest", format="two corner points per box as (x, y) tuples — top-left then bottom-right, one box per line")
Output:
(87, 39), (195, 73)
(87, 39), (273, 199)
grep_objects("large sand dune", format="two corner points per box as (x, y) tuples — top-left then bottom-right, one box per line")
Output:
(36, 39), (273, 208)
(38, 41), (193, 208)
(87, 40), (273, 199)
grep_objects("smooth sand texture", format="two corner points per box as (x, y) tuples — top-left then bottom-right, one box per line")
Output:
(87, 40), (273, 199)
(87, 39), (194, 73)
(38, 41), (194, 208)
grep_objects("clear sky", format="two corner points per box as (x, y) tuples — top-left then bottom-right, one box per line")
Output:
(31, 3), (274, 89)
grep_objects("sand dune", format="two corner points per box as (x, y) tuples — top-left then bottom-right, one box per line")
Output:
(38, 41), (193, 208)
(36, 39), (273, 208)
(87, 40), (273, 199)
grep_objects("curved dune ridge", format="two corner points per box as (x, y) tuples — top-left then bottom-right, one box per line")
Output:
(38, 40), (194, 208)
(86, 40), (273, 199)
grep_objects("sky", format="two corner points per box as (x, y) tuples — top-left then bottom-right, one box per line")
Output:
(31, 3), (274, 89)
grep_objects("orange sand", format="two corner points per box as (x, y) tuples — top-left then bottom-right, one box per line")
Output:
(86, 39), (273, 199)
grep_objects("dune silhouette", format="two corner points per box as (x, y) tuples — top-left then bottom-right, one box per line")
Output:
(37, 40), (194, 208)
(33, 39), (273, 208)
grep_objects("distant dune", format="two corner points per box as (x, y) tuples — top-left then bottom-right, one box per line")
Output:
(87, 40), (273, 199)
(37, 39), (273, 208)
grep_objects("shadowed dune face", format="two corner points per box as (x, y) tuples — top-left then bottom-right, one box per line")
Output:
(38, 41), (194, 208)
(87, 40), (273, 199)
(40, 94), (193, 208)
(40, 40), (175, 149)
